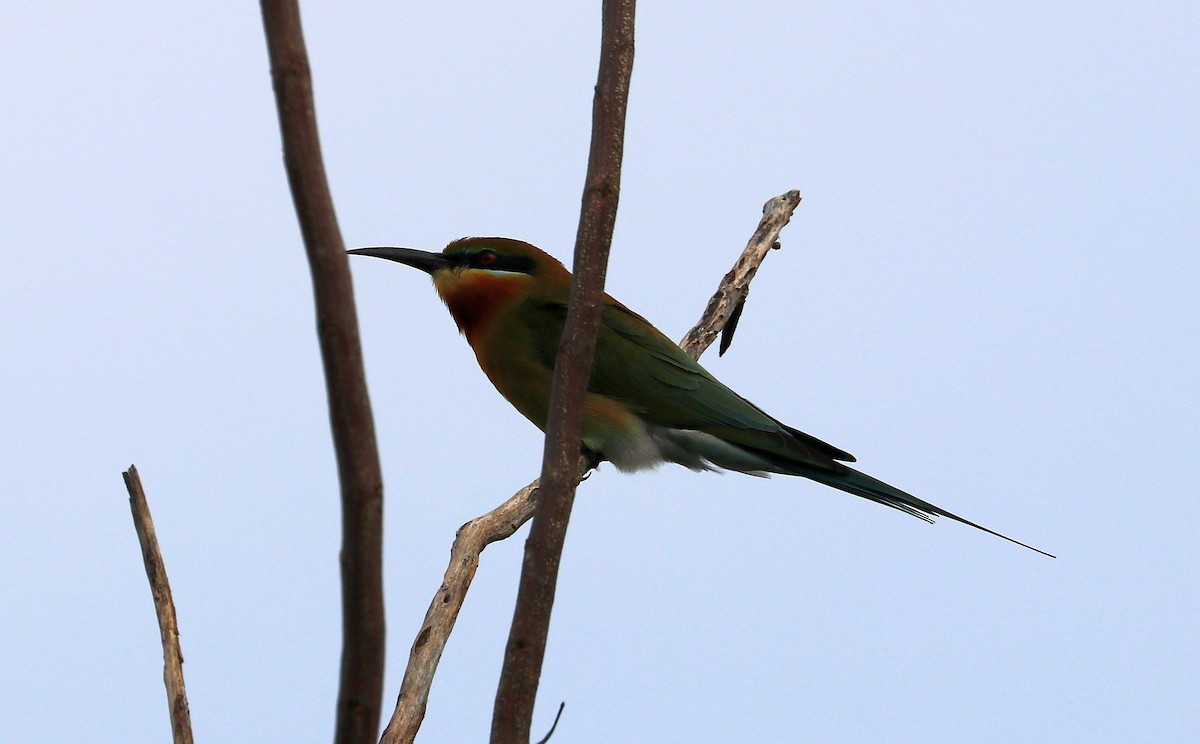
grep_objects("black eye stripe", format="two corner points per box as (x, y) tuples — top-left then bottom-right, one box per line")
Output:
(461, 251), (535, 275)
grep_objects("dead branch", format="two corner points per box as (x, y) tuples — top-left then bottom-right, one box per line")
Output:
(380, 483), (539, 744)
(124, 465), (194, 744)
(679, 190), (802, 356)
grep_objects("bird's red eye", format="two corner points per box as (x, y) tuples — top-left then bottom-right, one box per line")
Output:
(476, 250), (498, 266)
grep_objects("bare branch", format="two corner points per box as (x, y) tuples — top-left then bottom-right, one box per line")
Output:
(124, 465), (194, 744)
(379, 188), (803, 742)
(490, 2), (637, 740)
(679, 190), (802, 358)
(380, 483), (539, 744)
(260, 3), (386, 743)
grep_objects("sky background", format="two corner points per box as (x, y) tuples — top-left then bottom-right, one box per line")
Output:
(3, 2), (1197, 742)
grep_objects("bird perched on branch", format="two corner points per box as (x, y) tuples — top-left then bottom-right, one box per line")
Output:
(350, 237), (1051, 557)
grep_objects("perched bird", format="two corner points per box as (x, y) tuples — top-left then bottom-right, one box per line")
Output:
(351, 237), (1051, 557)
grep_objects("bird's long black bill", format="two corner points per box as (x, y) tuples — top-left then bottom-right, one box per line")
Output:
(347, 246), (452, 275)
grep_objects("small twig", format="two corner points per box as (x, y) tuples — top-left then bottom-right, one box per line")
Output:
(124, 465), (194, 744)
(718, 295), (747, 357)
(534, 702), (566, 744)
(379, 191), (801, 743)
(260, 3), (387, 743)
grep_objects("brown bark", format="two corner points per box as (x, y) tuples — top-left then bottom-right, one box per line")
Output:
(489, 2), (637, 741)
(261, 3), (387, 742)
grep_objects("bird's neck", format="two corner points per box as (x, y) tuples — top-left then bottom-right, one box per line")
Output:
(433, 270), (538, 341)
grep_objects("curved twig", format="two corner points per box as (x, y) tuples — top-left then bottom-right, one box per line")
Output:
(534, 702), (567, 744)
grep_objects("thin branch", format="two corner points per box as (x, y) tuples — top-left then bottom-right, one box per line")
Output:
(379, 190), (803, 743)
(679, 190), (802, 357)
(260, 3), (386, 743)
(490, 2), (637, 741)
(380, 483), (539, 744)
(124, 465), (194, 744)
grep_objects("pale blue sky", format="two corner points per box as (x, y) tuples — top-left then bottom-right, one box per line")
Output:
(3, 2), (1197, 742)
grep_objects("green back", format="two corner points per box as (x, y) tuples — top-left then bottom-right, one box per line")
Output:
(513, 295), (852, 472)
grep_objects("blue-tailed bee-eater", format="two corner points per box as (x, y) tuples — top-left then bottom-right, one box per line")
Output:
(351, 237), (1050, 557)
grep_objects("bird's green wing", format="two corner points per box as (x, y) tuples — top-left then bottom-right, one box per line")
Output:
(515, 296), (854, 470)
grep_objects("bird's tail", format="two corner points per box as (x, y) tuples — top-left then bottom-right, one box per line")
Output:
(801, 465), (1055, 558)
